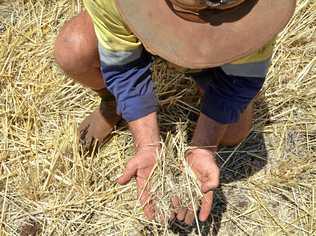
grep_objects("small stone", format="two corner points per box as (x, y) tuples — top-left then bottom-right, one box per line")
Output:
(0, 24), (6, 33)
(20, 219), (39, 236)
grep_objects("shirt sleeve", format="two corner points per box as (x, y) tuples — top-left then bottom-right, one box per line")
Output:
(84, 0), (141, 51)
(85, 0), (157, 122)
(99, 45), (158, 122)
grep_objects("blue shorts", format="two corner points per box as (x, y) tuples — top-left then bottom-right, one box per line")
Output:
(189, 61), (269, 124)
(99, 41), (270, 124)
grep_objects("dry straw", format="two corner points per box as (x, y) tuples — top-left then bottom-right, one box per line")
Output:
(0, 0), (315, 235)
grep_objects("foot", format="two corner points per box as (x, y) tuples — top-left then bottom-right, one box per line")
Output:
(79, 99), (121, 154)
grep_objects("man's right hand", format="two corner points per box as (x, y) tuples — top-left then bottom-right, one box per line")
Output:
(116, 112), (161, 220)
(116, 148), (157, 220)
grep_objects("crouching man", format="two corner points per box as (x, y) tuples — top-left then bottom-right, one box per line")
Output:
(54, 0), (295, 225)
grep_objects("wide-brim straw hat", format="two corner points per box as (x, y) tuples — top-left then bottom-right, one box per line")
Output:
(116, 0), (296, 69)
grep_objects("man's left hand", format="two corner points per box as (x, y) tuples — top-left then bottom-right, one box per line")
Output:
(173, 148), (220, 225)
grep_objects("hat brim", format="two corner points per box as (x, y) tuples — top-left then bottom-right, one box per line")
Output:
(116, 0), (296, 69)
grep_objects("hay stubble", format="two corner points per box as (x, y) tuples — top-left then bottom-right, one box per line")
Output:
(0, 0), (315, 235)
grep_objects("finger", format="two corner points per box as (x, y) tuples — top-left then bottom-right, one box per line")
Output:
(201, 180), (219, 194)
(144, 201), (155, 220)
(171, 196), (181, 211)
(169, 212), (176, 221)
(171, 197), (187, 221)
(137, 176), (150, 204)
(116, 159), (138, 185)
(201, 169), (219, 193)
(176, 208), (187, 222)
(156, 209), (168, 224)
(199, 191), (214, 222)
(184, 204), (195, 225)
(137, 178), (155, 220)
(170, 196), (181, 220)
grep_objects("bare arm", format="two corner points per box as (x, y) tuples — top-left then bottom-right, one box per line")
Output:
(116, 112), (160, 220)
(179, 113), (226, 224)
(129, 112), (160, 150)
(191, 113), (228, 150)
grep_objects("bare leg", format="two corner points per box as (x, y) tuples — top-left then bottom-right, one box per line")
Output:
(54, 11), (121, 152)
(220, 102), (254, 146)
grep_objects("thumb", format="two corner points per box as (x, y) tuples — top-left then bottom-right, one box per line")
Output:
(201, 180), (220, 193)
(116, 159), (138, 185)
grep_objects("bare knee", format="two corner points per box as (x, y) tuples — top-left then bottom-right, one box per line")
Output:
(54, 11), (99, 76)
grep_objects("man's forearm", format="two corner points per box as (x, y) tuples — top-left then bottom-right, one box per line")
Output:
(191, 113), (228, 152)
(128, 112), (160, 151)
